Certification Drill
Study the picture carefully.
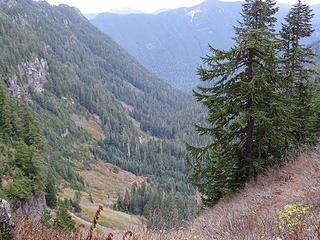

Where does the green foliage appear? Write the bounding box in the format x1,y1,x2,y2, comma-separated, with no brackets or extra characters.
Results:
280,0,315,142
88,193,94,204
112,167,119,174
14,141,36,177
4,169,33,201
0,12,42,80
69,200,81,213
114,182,199,230
45,177,57,209
275,203,309,230
309,78,320,136
58,198,82,214
0,0,208,231
53,204,75,231
0,81,47,202
41,208,52,228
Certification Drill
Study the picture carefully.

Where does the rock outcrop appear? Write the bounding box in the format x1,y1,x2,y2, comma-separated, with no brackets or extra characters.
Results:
0,0,17,8
6,55,48,97
13,194,46,221
0,199,15,240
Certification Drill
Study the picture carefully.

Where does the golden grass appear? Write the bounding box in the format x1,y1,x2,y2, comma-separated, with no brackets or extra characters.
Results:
58,161,145,231
71,113,105,140
79,161,145,205
78,205,140,230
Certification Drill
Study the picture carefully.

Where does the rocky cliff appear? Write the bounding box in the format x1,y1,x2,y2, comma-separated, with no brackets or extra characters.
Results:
6,54,48,97
0,199,15,240
13,194,46,221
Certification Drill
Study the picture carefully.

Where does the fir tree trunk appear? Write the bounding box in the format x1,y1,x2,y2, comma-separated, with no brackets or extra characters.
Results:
246,48,254,178
246,111,254,178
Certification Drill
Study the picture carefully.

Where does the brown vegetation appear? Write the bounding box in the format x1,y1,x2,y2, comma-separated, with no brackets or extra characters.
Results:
178,146,320,239
14,146,320,239
71,114,105,140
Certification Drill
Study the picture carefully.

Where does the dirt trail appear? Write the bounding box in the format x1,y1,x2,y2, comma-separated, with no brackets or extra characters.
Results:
69,212,119,235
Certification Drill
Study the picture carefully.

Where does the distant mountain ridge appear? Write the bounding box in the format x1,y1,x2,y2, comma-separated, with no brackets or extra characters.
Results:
91,0,320,91
84,8,178,20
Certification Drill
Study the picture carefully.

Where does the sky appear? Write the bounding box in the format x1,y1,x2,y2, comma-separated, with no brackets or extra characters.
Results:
45,0,320,14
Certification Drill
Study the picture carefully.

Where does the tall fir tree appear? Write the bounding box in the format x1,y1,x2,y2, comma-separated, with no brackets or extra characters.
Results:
309,78,320,136
0,81,13,141
187,0,294,206
280,0,315,142
45,176,57,209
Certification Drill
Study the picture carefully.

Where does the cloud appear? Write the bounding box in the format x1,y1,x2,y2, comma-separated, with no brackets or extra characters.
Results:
46,0,205,13
46,0,320,13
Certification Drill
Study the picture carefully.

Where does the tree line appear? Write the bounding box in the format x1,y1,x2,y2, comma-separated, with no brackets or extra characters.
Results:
113,182,199,230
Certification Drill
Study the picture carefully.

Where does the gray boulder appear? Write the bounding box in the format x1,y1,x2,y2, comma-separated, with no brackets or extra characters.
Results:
0,199,15,240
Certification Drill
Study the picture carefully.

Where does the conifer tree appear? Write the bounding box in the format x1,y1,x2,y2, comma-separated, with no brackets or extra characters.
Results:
21,108,41,147
280,0,314,141
45,177,57,209
14,141,36,177
187,0,293,206
309,78,320,135
53,204,75,231
0,81,13,141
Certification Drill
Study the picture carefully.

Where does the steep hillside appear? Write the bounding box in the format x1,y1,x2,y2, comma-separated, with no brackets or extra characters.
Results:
132,146,320,239
91,0,320,91
0,81,46,203
0,0,206,227
14,146,320,239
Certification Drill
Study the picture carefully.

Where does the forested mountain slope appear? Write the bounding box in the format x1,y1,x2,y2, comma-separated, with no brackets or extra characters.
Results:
90,0,242,91
0,0,205,227
91,0,320,91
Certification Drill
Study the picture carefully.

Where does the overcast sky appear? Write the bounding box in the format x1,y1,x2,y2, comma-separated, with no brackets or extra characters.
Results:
45,0,320,14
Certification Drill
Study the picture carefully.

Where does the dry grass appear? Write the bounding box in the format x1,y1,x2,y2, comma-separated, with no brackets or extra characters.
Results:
71,113,105,140
14,146,320,239
175,145,320,239
58,161,145,230
79,160,145,204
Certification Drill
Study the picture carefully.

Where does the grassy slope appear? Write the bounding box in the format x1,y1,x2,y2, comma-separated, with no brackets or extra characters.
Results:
58,159,145,230
55,111,148,230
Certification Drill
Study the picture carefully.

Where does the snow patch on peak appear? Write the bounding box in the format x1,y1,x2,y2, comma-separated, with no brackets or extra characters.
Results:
186,8,201,23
